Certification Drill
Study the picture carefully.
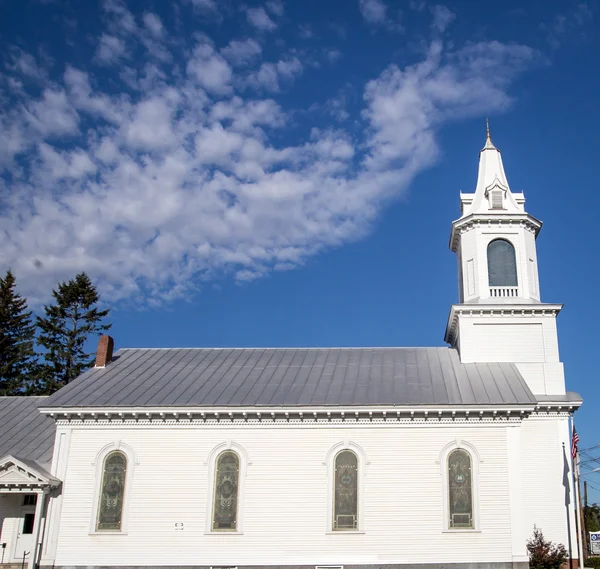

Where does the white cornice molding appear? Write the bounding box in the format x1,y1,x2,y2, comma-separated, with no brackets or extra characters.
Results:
38,405,555,426
449,212,543,252
444,303,563,346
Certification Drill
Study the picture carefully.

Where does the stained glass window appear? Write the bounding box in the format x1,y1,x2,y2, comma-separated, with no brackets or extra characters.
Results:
448,449,473,529
212,451,240,531
97,451,127,531
333,450,358,530
487,239,518,286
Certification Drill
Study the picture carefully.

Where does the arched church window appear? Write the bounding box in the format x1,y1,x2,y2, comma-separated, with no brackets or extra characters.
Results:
212,450,240,531
97,451,127,531
487,239,517,286
448,449,473,528
333,450,358,530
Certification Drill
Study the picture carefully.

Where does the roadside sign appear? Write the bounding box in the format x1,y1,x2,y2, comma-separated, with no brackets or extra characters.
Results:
591,532,600,555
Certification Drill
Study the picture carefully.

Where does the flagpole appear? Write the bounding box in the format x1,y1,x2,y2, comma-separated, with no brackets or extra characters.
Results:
564,443,574,569
574,454,585,567
570,417,584,568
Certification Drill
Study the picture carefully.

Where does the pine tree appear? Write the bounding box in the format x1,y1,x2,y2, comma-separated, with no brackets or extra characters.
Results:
0,270,37,395
36,272,111,394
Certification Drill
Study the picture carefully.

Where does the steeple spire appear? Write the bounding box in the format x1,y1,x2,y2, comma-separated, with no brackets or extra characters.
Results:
457,119,522,216
482,117,496,151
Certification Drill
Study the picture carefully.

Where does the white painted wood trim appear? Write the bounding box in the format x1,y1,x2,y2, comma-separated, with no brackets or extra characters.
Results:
40,428,71,566
27,491,46,569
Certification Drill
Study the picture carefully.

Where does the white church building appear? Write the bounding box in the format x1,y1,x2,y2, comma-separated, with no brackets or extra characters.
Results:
0,129,583,569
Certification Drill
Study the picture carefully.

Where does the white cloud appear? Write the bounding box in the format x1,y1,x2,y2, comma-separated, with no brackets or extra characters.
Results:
326,49,343,63
541,3,595,48
7,49,49,82
122,95,178,150
0,13,540,306
359,0,388,24
221,39,263,67
359,0,403,31
189,0,218,10
26,88,79,137
298,24,314,39
266,1,284,16
38,143,97,180
430,5,455,33
246,7,277,31
103,0,137,34
246,57,303,92
143,12,164,37
187,43,233,94
96,34,128,64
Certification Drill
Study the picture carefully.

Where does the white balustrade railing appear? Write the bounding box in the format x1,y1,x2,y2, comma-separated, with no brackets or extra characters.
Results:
489,286,519,298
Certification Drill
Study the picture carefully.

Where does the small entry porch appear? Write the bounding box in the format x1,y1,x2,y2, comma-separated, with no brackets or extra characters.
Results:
0,456,60,569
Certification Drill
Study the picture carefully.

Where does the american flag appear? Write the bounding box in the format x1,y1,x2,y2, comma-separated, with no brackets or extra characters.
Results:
571,425,579,460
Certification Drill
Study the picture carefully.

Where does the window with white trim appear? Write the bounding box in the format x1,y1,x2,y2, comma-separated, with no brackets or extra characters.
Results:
448,449,473,529
487,238,518,286
440,441,480,531
212,450,240,531
96,450,127,531
333,450,358,531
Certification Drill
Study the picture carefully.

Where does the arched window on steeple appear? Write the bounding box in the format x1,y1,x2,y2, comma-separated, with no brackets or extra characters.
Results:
487,239,517,286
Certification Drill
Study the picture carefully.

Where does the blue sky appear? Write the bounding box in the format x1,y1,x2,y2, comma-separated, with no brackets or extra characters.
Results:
1,0,599,500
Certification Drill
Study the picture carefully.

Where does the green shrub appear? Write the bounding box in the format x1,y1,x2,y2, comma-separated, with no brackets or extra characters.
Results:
585,555,600,569
527,526,568,569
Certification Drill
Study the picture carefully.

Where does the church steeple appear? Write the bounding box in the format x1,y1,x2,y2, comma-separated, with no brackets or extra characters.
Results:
460,121,521,217
445,125,566,397
448,124,542,305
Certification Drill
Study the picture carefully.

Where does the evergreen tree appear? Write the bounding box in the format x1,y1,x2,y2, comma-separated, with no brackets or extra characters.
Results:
0,270,37,395
37,272,111,394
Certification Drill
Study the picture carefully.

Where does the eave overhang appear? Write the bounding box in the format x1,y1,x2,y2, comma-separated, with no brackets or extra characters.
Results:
38,403,571,425
444,303,563,346
449,212,543,252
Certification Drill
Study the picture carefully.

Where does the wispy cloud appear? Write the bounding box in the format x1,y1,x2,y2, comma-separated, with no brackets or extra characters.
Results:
96,34,128,64
359,0,402,31
246,7,278,31
0,4,541,306
221,38,263,67
541,2,594,48
430,4,455,33
245,56,303,92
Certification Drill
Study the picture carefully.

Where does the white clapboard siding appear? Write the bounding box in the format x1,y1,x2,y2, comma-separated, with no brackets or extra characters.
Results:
520,416,575,549
463,322,545,362
53,422,519,566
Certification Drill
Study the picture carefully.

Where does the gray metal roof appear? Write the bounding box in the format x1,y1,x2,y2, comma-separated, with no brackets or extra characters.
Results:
0,396,56,468
44,347,536,409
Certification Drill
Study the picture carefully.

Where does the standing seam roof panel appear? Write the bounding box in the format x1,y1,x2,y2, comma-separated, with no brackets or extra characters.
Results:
43,347,538,408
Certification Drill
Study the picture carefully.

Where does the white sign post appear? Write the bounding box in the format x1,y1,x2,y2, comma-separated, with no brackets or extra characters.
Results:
590,532,600,555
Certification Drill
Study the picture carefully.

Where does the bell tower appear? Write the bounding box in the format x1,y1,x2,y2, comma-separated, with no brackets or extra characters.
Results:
444,123,565,395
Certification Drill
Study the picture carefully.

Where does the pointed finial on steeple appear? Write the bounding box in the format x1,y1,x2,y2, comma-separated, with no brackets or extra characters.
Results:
482,117,496,150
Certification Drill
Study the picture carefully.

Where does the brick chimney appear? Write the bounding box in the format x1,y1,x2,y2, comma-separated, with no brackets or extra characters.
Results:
95,335,114,368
